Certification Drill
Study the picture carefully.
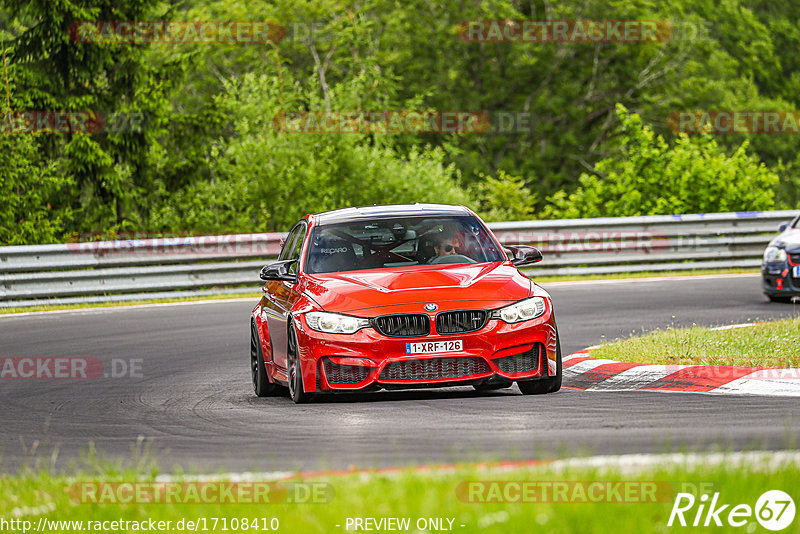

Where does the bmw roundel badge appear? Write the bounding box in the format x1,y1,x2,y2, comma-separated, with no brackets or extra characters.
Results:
424,303,438,312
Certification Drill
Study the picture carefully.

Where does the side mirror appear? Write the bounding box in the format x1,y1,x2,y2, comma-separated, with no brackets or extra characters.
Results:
260,259,297,282
779,223,789,233
506,245,543,267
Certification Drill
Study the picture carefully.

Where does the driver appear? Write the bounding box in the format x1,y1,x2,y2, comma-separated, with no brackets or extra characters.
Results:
431,235,457,260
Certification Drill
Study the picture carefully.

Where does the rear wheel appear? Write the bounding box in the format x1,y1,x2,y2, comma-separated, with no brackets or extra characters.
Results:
518,331,562,395
251,322,279,397
287,323,311,404
768,294,794,303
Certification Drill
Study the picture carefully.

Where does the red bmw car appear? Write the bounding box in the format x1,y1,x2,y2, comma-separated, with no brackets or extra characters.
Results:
250,204,561,403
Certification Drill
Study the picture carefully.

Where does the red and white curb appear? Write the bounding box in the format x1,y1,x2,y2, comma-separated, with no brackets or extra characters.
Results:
564,344,800,397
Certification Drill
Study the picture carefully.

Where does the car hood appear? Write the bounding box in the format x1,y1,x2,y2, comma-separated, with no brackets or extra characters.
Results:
301,262,532,315
770,228,800,253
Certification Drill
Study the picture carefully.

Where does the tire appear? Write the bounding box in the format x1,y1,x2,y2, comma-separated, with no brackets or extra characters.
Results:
768,294,794,303
287,323,311,404
251,322,279,397
518,331,562,395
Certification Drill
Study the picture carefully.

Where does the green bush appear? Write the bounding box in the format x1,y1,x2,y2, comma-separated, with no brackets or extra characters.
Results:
542,104,779,219
470,170,537,222
0,134,69,245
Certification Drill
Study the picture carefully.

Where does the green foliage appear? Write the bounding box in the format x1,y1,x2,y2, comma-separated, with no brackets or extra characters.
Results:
1,0,799,244
772,157,800,210
150,72,472,233
470,171,537,222
542,105,779,218
0,134,69,244
0,0,175,243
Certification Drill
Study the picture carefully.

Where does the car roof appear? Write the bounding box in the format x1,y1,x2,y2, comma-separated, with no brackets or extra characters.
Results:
311,204,471,226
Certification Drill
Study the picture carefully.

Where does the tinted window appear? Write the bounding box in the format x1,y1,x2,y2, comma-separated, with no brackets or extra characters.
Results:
287,223,307,275
305,215,503,274
278,225,301,261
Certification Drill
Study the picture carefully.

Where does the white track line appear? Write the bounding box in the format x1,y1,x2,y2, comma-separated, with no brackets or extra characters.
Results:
541,272,758,287
708,323,759,331
0,297,254,319
155,471,295,483
154,451,800,482
546,451,800,475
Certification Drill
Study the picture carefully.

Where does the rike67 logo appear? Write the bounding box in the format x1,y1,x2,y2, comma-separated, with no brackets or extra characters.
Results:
668,490,795,530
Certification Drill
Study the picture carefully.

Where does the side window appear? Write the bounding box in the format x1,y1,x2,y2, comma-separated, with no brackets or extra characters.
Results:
278,226,300,261
287,223,308,275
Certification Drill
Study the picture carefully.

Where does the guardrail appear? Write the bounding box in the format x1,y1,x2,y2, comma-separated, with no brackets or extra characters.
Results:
1,210,795,307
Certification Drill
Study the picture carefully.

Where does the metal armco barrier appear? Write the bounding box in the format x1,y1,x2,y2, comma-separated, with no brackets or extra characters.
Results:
1,210,796,307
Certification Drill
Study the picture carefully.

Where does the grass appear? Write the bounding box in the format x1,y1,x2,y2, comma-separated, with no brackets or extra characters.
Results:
2,454,798,533
590,316,800,368
0,268,758,315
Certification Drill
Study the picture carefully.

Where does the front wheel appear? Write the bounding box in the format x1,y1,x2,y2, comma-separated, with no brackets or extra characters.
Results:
518,331,562,395
287,323,311,404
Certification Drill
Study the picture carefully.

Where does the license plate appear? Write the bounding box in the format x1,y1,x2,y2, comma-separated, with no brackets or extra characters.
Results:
406,340,463,354
793,266,800,278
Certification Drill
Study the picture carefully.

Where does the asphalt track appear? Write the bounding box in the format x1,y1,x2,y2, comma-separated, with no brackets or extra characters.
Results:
1,273,798,474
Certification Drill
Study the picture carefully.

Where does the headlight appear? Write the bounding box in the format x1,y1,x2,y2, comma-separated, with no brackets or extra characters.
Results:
763,246,787,263
490,297,547,323
305,311,370,334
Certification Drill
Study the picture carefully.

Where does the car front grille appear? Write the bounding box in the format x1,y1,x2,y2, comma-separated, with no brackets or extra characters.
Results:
372,314,430,337
435,310,488,334
495,345,541,374
379,357,491,381
323,358,371,384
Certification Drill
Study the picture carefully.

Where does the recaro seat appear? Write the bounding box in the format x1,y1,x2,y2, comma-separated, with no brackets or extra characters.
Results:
308,236,358,273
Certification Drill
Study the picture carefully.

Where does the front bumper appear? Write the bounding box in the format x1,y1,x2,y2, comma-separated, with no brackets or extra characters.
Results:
762,261,800,297
293,309,558,393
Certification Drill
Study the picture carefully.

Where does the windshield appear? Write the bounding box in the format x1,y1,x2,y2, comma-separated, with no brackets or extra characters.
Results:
304,215,505,274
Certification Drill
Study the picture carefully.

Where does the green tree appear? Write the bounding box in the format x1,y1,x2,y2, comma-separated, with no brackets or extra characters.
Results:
2,0,171,237
470,171,537,222
2,0,798,244
542,105,778,218
0,133,68,244
150,71,472,233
